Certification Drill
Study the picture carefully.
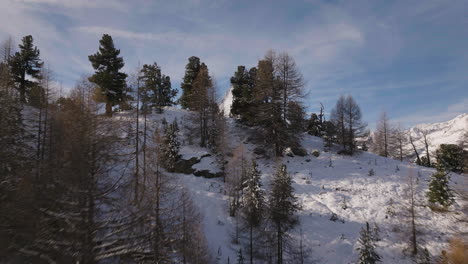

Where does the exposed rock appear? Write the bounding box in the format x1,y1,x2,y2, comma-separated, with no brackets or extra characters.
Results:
173,157,200,174
193,169,223,179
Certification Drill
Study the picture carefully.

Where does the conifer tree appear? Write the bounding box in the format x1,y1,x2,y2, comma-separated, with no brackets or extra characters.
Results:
241,160,265,264
160,120,181,172
9,35,43,103
139,62,177,113
231,65,255,122
426,168,454,207
88,34,127,116
237,249,245,264
357,222,381,264
180,56,201,109
268,164,300,264
435,144,465,174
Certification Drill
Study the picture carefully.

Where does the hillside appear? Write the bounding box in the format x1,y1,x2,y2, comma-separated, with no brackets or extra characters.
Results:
131,107,467,264
406,113,468,157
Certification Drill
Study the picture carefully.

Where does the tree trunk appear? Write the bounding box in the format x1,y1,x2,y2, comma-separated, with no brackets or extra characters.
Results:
105,102,112,116
277,223,282,264
250,224,253,264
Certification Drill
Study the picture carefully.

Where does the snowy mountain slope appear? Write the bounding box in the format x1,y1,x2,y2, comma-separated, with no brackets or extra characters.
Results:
219,86,233,117
117,107,466,264
406,113,468,156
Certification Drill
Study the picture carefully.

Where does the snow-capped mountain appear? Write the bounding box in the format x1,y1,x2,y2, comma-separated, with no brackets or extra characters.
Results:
219,86,233,117
406,113,468,156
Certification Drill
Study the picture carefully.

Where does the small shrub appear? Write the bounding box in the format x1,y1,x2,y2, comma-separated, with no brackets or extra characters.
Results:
338,149,353,155
311,150,320,157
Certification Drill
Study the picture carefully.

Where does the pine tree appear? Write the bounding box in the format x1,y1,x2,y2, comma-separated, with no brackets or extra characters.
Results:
180,56,201,109
241,160,265,264
357,222,381,264
268,164,300,264
435,144,465,174
139,62,177,113
237,249,245,264
323,120,336,151
230,65,255,123
426,168,454,207
160,120,181,172
307,113,321,136
88,34,127,116
9,35,43,103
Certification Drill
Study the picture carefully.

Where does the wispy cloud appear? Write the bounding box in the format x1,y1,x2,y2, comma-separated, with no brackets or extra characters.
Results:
394,98,468,126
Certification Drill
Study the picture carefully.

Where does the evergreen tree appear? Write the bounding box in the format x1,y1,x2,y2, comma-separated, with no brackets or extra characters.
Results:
88,34,127,116
426,168,454,207
268,164,300,264
180,56,201,109
323,120,336,151
139,62,177,113
9,35,43,103
230,65,255,123
357,222,381,264
307,113,321,136
237,249,245,264
254,57,287,156
435,144,465,174
160,120,181,172
241,160,265,264
189,63,219,148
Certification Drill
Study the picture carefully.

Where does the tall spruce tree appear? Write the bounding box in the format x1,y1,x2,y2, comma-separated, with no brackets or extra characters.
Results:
435,144,465,174
426,168,454,207
9,35,43,103
231,65,256,123
357,222,381,264
241,160,265,264
139,62,177,113
268,164,300,264
88,34,127,116
180,56,201,109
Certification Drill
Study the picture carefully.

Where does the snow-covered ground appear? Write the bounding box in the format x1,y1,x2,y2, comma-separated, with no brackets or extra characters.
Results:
133,107,467,264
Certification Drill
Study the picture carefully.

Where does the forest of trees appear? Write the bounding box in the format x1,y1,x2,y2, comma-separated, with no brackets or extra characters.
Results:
1,33,466,264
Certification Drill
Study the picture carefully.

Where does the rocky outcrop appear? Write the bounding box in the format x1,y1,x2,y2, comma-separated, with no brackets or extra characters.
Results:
172,154,223,178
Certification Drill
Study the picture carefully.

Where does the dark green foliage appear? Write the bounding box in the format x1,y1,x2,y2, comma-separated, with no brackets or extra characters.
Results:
435,144,465,173
426,168,454,207
241,160,265,263
180,56,201,109
139,62,177,113
242,160,264,227
323,120,336,151
307,113,321,136
268,164,300,263
287,101,306,133
357,222,381,264
8,35,43,103
230,65,257,123
88,34,127,115
160,120,181,172
236,249,244,264
420,156,432,168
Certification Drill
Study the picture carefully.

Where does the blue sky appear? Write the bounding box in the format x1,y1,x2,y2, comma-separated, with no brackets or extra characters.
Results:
1,0,467,128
